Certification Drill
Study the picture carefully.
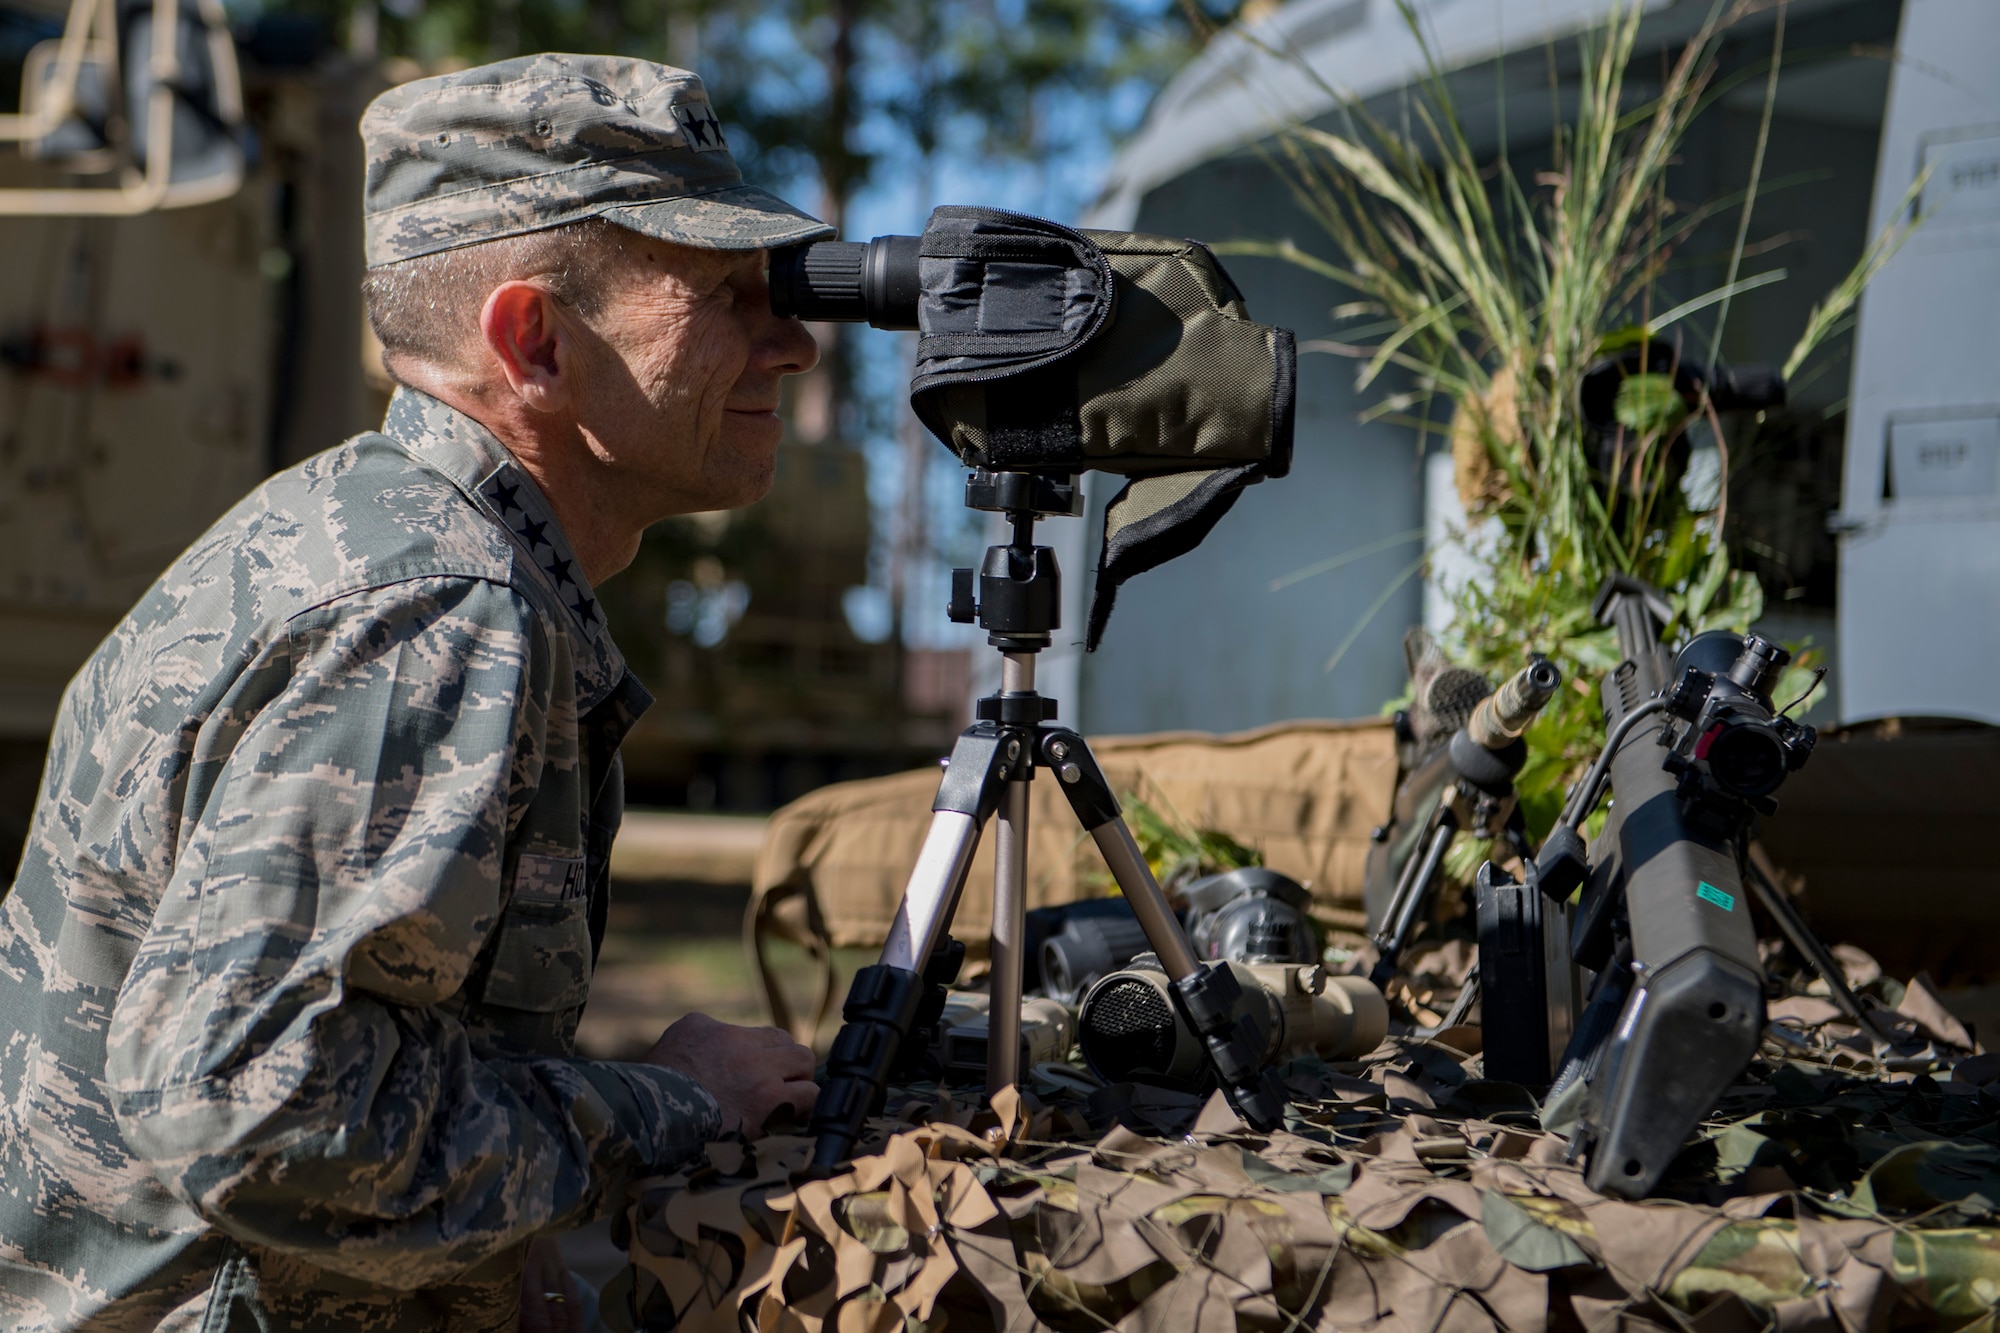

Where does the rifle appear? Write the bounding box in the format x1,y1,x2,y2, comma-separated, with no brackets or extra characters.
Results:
1532,575,1817,1197
1369,658,1563,990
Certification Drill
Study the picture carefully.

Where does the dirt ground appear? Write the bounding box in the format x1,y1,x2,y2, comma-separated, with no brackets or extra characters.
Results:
573,879,766,1059
573,877,875,1061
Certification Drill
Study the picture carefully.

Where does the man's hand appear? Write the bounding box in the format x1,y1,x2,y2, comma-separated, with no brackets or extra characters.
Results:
644,1013,817,1138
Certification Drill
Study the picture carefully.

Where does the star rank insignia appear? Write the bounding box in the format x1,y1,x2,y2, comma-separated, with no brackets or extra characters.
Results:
483,477,523,515
479,465,601,643
671,101,727,153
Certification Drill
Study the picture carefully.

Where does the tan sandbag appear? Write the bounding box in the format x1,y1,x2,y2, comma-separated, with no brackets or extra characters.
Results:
746,718,1396,1038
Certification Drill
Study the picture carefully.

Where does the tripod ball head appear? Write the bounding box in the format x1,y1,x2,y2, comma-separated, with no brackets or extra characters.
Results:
946,471,1083,646
952,544,1060,643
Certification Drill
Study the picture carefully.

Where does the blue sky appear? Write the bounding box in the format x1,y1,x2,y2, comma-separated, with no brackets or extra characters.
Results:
782,27,1177,648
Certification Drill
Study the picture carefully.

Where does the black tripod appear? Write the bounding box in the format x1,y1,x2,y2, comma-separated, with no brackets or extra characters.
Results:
806,470,1288,1171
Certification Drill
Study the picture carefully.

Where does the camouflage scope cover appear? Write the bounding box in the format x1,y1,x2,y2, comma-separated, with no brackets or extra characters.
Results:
908,209,1295,486
361,53,833,266
900,206,1296,648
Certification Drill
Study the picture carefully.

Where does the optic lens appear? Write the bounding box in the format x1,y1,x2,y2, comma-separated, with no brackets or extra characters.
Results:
1706,723,1788,798
1077,976,1178,1081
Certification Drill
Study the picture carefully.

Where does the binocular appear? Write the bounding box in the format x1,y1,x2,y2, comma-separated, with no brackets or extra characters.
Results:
1032,868,1388,1088
1078,957,1387,1085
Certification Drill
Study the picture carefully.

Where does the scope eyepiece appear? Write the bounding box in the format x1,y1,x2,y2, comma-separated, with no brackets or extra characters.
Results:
1040,910,1149,1004
1727,634,1789,700
768,235,922,329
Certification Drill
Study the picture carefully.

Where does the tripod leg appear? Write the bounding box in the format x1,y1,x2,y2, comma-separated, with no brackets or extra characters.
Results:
809,724,1013,1173
1090,820,1199,975
988,779,1030,1093
808,808,983,1172
1039,726,1289,1132
882,812,981,970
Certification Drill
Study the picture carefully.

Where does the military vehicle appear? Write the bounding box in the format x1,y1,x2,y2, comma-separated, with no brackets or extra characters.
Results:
0,0,956,868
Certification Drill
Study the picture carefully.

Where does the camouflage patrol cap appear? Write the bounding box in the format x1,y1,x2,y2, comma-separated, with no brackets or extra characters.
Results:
361,53,833,266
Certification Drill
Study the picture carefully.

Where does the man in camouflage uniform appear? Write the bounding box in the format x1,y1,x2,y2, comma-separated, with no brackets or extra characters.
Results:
0,54,832,1331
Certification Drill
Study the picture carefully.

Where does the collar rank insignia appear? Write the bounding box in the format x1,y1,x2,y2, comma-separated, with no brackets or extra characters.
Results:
479,465,602,643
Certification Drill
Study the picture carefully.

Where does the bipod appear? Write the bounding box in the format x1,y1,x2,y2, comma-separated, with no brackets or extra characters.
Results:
806,471,1288,1173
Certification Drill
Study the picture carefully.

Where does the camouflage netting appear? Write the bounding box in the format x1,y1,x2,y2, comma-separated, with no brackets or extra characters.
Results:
605,949,1999,1333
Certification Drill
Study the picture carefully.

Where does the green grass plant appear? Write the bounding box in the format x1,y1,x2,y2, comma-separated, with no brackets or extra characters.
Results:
1223,0,1920,835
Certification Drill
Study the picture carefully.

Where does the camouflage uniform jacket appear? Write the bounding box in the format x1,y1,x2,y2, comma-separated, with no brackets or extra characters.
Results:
0,387,722,1331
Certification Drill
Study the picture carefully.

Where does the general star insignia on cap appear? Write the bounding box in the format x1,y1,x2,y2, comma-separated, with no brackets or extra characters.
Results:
361,53,832,266
671,101,727,152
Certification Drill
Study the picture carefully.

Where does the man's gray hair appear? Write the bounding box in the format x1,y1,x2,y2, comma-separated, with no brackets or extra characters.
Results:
361,218,637,376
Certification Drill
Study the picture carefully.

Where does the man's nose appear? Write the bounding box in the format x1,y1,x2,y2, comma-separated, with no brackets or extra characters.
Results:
761,311,820,378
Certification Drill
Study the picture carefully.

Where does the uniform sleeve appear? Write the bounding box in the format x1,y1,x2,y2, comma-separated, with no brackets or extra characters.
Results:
104,576,721,1292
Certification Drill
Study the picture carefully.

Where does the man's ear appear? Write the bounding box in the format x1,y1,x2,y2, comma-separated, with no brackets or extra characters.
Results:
479,280,576,412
